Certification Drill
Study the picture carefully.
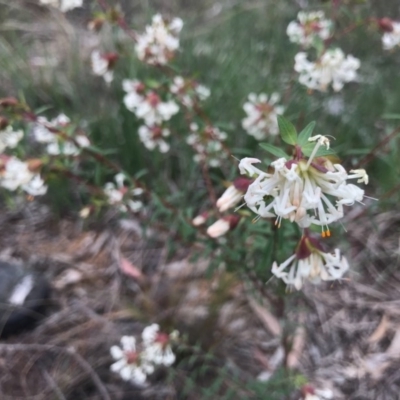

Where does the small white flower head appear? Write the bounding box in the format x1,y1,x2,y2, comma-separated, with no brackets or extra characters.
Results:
103,174,143,213
21,174,47,196
138,125,170,153
33,114,70,144
0,156,47,196
272,233,349,290
216,177,252,212
0,126,23,153
295,49,360,92
91,51,117,84
379,19,400,50
33,114,89,156
135,14,183,65
123,81,179,126
142,324,178,367
206,215,241,238
39,0,83,12
187,124,227,167
239,136,367,234
170,76,210,108
242,92,285,140
301,384,334,400
287,11,333,48
110,336,154,386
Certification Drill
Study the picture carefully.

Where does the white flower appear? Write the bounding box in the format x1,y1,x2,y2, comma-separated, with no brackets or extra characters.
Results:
91,50,114,84
0,157,34,191
0,157,47,196
295,49,360,92
39,0,83,12
242,92,284,140
382,21,400,50
240,136,367,233
104,174,143,212
301,385,334,400
135,14,183,65
170,76,210,107
272,235,349,290
0,126,23,153
123,81,179,125
287,11,333,48
21,174,47,196
142,324,177,367
138,125,170,153
110,336,154,385
32,114,89,155
33,114,70,144
186,124,227,167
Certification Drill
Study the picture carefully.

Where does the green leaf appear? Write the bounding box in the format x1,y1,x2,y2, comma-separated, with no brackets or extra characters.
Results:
301,143,336,157
259,143,290,159
382,113,400,119
277,115,297,145
297,121,316,146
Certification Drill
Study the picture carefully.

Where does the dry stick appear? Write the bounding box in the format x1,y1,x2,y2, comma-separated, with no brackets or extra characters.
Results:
0,344,111,400
41,367,68,400
358,125,400,167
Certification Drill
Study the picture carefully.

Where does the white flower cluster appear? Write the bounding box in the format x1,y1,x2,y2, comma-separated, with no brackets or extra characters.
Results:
294,49,360,92
287,11,333,48
138,125,171,153
240,144,367,232
135,14,183,65
382,21,400,50
0,156,47,196
39,0,83,12
123,79,179,153
272,245,349,290
242,92,285,140
91,50,114,84
170,76,210,108
239,135,368,288
186,123,227,167
32,114,90,156
110,324,178,386
123,80,179,126
0,126,23,153
104,173,143,213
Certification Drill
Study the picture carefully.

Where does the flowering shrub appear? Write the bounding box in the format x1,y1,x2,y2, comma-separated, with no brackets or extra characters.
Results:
1,0,400,397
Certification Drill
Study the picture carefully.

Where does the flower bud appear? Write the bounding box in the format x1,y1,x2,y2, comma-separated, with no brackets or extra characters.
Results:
192,211,209,226
0,117,9,130
27,159,43,172
216,178,252,212
206,215,240,238
378,18,394,32
0,97,19,107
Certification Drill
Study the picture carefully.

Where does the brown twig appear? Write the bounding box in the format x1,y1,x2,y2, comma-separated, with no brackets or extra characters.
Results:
0,344,111,400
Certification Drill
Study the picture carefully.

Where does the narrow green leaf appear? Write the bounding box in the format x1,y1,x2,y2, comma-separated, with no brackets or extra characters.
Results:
297,121,316,146
277,115,297,145
301,143,336,157
382,113,400,120
259,143,290,159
